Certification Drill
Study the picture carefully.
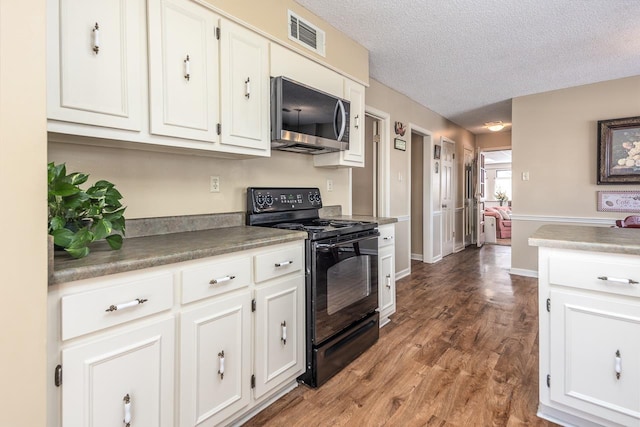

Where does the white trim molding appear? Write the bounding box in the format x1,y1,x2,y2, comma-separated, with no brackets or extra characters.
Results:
510,268,538,278
511,214,616,226
411,253,424,261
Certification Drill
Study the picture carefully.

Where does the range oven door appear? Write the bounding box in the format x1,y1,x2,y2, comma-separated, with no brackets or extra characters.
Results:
311,231,379,345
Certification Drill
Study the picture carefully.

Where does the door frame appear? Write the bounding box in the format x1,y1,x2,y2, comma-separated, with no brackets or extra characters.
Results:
440,136,457,257
364,106,391,217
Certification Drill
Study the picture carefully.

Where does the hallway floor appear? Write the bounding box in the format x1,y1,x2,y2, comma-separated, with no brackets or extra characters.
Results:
243,245,556,426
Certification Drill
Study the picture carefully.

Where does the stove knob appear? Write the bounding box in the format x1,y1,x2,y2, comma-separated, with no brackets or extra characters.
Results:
308,193,315,203
256,194,265,206
315,194,322,203
265,195,273,206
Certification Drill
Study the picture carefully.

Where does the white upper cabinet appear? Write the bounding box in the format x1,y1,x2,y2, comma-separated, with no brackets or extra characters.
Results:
148,0,219,142
219,19,270,154
47,0,144,130
314,78,366,168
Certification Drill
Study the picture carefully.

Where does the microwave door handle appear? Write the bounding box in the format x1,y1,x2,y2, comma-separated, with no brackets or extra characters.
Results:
334,99,347,141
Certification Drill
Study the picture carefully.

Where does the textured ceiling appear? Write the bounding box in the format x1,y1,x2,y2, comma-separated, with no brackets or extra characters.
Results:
296,0,640,134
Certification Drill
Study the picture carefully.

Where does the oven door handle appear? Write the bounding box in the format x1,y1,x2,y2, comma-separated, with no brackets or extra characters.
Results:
314,233,379,250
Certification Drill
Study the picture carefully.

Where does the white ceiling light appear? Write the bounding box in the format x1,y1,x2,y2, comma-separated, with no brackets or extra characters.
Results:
485,121,505,132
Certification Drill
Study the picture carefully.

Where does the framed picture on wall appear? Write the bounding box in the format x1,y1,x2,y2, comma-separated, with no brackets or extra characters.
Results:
598,116,640,184
434,145,441,159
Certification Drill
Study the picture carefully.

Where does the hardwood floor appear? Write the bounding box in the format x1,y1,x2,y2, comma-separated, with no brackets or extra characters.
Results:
243,245,556,426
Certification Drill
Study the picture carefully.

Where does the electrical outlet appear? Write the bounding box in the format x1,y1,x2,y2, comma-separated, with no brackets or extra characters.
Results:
326,179,334,192
210,176,220,193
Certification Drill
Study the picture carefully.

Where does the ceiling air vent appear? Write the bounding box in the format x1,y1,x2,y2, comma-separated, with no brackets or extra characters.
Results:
288,10,325,57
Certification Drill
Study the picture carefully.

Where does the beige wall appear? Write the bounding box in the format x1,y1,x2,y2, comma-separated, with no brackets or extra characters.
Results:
366,79,475,273
477,130,512,151
0,0,47,425
49,142,351,218
410,132,424,256
203,0,368,84
352,116,376,216
512,76,640,272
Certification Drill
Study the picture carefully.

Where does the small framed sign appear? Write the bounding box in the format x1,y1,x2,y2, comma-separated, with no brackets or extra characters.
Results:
434,145,441,159
394,138,406,151
597,191,640,212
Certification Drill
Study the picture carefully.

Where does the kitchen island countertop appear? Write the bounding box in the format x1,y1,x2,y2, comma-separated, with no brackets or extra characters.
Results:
529,224,640,255
51,226,307,285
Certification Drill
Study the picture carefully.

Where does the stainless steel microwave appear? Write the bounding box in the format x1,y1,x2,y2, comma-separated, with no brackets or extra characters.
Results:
271,76,350,154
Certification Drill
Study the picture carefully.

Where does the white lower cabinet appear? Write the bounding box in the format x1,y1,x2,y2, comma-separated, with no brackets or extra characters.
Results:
180,291,251,427
48,241,305,427
254,276,305,399
537,247,640,426
62,318,175,427
549,290,640,426
378,224,396,326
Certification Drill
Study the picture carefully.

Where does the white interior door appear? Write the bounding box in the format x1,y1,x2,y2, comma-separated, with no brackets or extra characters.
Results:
441,139,455,257
476,152,486,247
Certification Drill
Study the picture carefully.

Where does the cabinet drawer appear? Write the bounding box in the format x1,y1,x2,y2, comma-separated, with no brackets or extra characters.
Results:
181,255,251,304
61,273,173,340
549,250,640,299
378,224,395,248
254,244,303,283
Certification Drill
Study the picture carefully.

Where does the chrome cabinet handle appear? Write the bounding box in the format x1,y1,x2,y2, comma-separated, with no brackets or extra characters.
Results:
105,298,147,312
275,260,292,268
615,350,622,379
597,276,638,285
245,77,251,99
184,55,190,81
383,236,393,240
92,23,100,54
123,394,131,427
281,321,287,345
209,275,235,285
218,350,225,380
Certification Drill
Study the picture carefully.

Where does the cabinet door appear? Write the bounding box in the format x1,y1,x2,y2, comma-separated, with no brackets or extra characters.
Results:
148,0,219,142
550,290,640,426
379,245,396,324
47,0,143,130
61,318,174,427
219,19,270,154
180,292,251,427
254,276,305,399
314,79,366,168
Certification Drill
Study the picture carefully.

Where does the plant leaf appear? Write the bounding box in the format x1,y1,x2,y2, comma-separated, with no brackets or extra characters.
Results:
65,172,89,186
93,219,112,240
105,234,123,250
51,228,74,248
69,228,94,248
66,246,90,259
49,216,66,231
51,182,81,197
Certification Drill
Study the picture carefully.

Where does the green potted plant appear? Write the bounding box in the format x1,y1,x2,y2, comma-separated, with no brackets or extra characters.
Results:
495,189,509,206
48,162,126,258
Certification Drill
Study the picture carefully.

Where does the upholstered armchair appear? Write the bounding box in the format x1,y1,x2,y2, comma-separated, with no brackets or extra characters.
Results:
484,207,512,239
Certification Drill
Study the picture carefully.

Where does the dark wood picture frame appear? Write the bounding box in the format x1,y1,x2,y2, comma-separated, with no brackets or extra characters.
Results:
434,144,441,160
598,116,640,184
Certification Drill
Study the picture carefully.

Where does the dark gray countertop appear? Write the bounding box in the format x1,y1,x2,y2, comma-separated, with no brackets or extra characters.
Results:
326,215,398,226
51,226,307,285
529,224,640,255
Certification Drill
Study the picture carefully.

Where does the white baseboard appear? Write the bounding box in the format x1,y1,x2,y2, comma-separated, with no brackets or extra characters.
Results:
410,253,423,261
396,268,410,280
510,268,538,278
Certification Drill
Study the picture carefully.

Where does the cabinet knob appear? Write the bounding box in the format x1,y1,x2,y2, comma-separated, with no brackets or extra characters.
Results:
281,321,287,346
123,394,131,427
597,276,639,285
218,350,225,380
184,55,190,81
92,23,100,54
105,298,147,312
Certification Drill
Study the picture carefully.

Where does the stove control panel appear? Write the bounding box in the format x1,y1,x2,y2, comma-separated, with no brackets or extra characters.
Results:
247,187,322,213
